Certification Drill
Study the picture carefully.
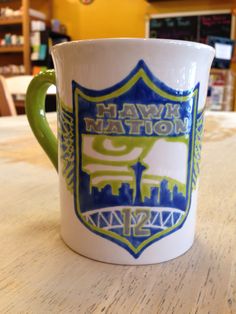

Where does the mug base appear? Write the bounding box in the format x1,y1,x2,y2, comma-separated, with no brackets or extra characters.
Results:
60,232,194,265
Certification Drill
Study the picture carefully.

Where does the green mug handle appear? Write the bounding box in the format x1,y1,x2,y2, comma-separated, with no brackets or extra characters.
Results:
26,70,58,171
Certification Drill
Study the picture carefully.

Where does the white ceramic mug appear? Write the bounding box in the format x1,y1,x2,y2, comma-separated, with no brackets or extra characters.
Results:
26,38,214,264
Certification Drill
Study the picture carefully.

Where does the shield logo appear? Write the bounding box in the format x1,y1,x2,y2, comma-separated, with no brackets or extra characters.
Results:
70,60,199,258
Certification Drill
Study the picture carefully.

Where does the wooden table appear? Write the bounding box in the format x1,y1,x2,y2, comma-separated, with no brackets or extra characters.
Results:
0,112,236,313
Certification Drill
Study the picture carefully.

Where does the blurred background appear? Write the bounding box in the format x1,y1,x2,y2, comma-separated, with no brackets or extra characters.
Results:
1,0,236,115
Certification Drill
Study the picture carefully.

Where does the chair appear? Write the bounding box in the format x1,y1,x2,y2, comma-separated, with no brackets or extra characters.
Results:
0,75,17,116
6,75,56,95
5,75,34,96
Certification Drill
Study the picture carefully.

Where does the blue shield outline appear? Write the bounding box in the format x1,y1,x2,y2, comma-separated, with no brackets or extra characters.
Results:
72,60,200,258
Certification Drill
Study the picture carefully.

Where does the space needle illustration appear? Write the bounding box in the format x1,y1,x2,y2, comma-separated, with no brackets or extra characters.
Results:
130,160,147,205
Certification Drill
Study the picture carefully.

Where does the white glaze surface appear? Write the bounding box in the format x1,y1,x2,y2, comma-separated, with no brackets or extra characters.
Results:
52,38,214,264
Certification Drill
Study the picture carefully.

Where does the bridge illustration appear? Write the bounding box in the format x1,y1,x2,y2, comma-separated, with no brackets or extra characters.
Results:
82,207,184,232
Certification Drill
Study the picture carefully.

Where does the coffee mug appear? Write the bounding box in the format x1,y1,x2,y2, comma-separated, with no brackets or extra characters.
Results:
26,38,214,265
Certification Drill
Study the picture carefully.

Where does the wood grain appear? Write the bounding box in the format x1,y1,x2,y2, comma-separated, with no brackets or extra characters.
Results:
0,112,236,313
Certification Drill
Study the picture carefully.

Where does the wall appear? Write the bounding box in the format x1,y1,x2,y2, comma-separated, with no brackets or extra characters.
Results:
53,0,236,40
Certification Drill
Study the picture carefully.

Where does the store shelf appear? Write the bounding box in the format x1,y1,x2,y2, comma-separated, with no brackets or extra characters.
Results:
0,0,53,74
0,17,23,25
0,45,24,53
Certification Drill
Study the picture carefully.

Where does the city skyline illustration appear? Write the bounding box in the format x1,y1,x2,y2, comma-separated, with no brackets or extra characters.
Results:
79,159,187,213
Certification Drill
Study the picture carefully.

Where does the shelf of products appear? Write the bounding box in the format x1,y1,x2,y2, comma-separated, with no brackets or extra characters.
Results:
206,69,235,111
0,0,53,75
0,1,70,76
30,29,71,75
0,64,24,75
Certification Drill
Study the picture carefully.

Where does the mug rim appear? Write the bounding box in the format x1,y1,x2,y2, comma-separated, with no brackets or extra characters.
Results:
51,37,215,55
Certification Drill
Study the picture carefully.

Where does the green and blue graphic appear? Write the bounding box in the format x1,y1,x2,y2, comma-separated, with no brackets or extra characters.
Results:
59,60,201,258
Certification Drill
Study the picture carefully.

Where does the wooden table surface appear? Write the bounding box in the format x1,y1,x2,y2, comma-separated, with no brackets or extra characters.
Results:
0,112,236,314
